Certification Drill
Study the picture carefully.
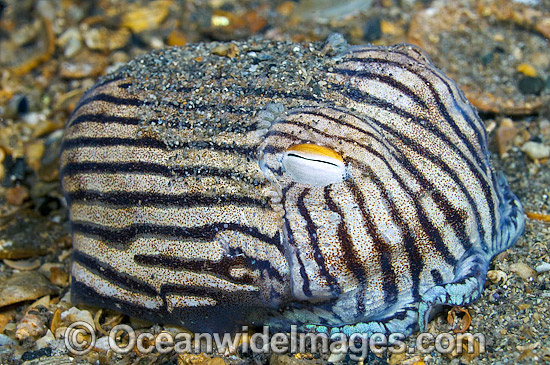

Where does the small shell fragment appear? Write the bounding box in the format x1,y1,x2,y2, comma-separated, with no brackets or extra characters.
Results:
3,258,41,271
35,329,56,350
487,269,508,284
61,307,95,330
446,306,471,334
522,141,550,160
0,272,57,307
49,266,70,287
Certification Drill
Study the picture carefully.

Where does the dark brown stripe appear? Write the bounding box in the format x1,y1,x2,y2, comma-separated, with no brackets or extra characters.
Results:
61,136,164,152
71,221,284,254
61,162,259,188
70,76,125,115
61,161,174,178
71,92,143,118
295,188,340,296
73,249,273,318
361,166,424,299
324,186,366,313
60,136,256,156
67,113,140,128
73,249,157,296
65,190,268,209
133,249,284,284
347,180,398,305
332,68,428,110
281,183,312,298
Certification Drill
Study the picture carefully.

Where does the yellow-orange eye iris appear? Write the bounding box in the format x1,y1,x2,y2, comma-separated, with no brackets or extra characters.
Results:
282,144,346,187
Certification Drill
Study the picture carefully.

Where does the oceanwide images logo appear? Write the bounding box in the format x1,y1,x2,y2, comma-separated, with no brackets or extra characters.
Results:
64,322,485,360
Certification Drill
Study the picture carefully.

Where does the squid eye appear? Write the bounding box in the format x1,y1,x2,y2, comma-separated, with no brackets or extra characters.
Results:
282,144,347,187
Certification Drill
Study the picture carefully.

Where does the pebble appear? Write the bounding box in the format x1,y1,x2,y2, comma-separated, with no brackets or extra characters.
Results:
121,0,172,33
2,322,16,337
3,156,27,184
167,29,187,47
25,140,45,172
380,20,403,36
489,290,502,303
35,0,56,20
517,63,537,77
24,355,75,364
211,43,239,58
22,111,47,125
536,262,550,273
518,75,545,95
21,347,52,361
363,16,382,41
5,185,30,206
57,28,82,58
0,272,57,308
480,51,494,66
0,334,17,346
496,118,519,157
532,51,550,68
510,262,538,281
207,9,267,40
293,0,374,21
177,354,232,365
83,27,130,52
149,36,165,50
521,141,550,160
211,14,230,27
0,0,548,363
38,263,63,276
105,62,126,74
11,19,42,47
3,94,29,118
64,36,82,59
0,149,4,182
37,130,64,182
60,51,107,78
29,295,51,309
327,350,347,363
